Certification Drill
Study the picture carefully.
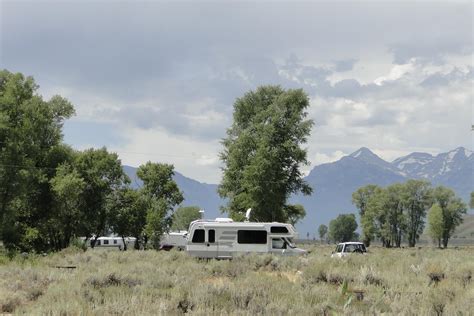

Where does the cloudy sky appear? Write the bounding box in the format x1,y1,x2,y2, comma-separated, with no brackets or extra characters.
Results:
2,1,473,183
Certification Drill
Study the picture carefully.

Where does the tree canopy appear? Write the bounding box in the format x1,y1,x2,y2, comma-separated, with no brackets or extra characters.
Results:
354,182,465,248
137,162,184,249
328,214,358,243
171,206,202,231
219,86,313,223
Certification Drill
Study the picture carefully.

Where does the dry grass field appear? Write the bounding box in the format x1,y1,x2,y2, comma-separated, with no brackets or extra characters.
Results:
1,245,473,315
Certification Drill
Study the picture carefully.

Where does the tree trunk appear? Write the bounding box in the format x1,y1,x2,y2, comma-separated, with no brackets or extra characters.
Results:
121,236,127,251
90,235,99,248
442,237,449,248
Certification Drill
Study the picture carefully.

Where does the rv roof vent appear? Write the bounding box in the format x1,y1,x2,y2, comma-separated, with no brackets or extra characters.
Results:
215,218,234,222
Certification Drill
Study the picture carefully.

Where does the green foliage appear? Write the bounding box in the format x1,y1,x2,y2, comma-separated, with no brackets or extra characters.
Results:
356,181,465,248
171,206,201,231
428,204,443,247
219,85,313,223
73,148,130,242
352,185,382,245
432,186,467,248
402,180,433,247
137,162,184,249
108,188,147,250
0,70,75,251
50,164,85,249
318,224,328,241
328,214,358,242
470,192,474,209
284,204,306,226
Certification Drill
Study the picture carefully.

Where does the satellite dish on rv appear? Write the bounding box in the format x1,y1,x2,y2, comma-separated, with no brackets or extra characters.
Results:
245,208,252,221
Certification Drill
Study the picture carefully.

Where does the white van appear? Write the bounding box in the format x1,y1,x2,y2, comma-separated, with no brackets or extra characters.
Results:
186,218,307,259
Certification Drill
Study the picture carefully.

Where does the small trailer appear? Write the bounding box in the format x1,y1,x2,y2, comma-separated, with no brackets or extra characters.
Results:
86,236,136,250
186,217,307,259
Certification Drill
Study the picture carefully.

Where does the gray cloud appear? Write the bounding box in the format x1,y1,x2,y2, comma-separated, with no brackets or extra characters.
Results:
1,1,472,182
333,59,358,72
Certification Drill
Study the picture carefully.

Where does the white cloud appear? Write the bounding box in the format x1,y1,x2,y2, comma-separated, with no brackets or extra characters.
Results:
111,128,222,183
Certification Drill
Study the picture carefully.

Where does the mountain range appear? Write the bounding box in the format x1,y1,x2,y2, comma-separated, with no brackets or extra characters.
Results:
123,147,473,236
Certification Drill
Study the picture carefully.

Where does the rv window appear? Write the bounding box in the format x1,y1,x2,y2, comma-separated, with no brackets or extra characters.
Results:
271,226,289,234
208,230,215,243
237,230,267,244
103,240,109,245
272,238,286,249
192,229,205,243
113,240,117,244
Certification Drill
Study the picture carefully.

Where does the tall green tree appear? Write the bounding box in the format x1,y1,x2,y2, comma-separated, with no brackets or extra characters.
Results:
171,206,201,231
363,184,405,248
470,192,474,209
219,86,313,222
427,203,443,248
137,162,184,249
0,70,75,251
285,204,306,226
318,224,328,242
432,186,467,248
50,164,85,250
108,188,147,250
328,214,358,243
352,184,382,246
73,147,129,246
379,184,406,248
401,180,433,247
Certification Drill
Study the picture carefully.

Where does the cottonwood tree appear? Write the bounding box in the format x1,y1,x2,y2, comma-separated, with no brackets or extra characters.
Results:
318,224,328,242
108,188,148,250
285,204,306,226
0,70,75,251
432,186,467,248
328,214,358,243
427,204,444,248
50,164,85,250
137,162,184,249
352,184,382,246
402,180,433,247
219,86,313,222
172,206,201,231
73,148,130,247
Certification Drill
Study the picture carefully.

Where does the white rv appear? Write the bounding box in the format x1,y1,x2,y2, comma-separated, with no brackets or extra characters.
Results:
186,217,307,259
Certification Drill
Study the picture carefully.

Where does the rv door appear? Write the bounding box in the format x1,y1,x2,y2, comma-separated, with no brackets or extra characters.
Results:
205,229,218,258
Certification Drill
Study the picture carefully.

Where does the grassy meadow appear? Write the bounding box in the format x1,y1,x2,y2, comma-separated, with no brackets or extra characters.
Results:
1,245,473,315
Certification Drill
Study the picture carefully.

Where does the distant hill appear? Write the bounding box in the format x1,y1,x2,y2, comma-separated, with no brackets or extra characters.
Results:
123,147,473,236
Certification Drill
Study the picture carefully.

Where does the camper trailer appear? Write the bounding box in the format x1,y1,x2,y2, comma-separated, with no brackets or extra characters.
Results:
186,217,307,258
87,236,136,250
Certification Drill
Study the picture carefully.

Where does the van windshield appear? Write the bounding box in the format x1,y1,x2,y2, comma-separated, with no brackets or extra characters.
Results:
284,238,296,248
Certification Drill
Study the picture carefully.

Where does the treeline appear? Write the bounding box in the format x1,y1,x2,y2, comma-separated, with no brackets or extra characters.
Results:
352,181,468,248
1,72,315,253
0,70,187,252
